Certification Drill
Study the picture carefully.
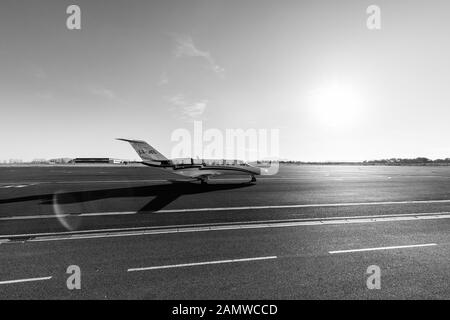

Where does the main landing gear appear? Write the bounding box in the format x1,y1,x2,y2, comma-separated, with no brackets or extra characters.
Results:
250,175,257,183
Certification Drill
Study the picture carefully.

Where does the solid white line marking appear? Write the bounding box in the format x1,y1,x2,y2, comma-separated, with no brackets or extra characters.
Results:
0,177,288,185
329,243,437,254
3,199,450,221
2,212,450,244
155,199,450,213
52,179,170,184
2,175,450,187
0,276,52,285
127,256,278,272
0,185,30,189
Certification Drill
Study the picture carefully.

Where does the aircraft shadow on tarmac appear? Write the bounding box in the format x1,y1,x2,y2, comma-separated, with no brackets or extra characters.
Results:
0,181,254,213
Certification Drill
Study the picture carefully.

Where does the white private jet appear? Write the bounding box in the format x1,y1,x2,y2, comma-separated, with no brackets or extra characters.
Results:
117,138,262,184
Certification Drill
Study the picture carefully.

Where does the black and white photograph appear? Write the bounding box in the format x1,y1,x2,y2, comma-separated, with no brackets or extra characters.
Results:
0,0,449,306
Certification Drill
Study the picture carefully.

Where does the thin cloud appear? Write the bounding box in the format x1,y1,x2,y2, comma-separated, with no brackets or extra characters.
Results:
166,94,208,118
87,85,132,107
183,100,208,117
158,72,169,86
35,91,54,100
24,64,47,80
172,34,225,77
32,67,47,80
88,86,117,100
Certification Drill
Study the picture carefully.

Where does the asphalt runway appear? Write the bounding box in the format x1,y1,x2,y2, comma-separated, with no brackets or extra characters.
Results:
0,164,449,299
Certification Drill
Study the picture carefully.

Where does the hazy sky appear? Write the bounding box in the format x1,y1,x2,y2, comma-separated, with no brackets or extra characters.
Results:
1,0,449,161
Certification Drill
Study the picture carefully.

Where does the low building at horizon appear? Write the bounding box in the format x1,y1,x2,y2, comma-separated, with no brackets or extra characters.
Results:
71,158,127,164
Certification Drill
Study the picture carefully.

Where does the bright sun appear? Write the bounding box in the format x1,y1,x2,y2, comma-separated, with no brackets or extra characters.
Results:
308,83,362,128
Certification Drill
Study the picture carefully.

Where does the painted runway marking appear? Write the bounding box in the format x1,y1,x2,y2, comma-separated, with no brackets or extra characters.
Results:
2,212,449,243
329,243,437,254
0,276,52,285
3,199,450,221
0,179,169,186
0,176,386,186
155,199,450,213
2,175,450,187
127,256,277,272
0,184,31,189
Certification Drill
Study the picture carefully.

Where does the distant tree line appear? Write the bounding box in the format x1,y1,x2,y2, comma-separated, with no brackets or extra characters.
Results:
281,158,450,166
362,158,450,165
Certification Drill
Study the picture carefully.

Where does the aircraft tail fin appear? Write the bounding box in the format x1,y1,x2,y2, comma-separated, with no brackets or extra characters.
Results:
117,138,168,162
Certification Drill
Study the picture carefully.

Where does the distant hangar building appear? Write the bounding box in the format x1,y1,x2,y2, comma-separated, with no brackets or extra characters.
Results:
72,158,125,164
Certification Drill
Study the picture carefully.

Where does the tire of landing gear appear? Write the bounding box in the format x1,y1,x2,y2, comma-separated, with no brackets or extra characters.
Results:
250,175,256,183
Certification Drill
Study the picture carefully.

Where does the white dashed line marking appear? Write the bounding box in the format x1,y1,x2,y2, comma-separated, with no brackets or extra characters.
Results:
127,256,278,272
329,243,438,254
0,184,36,189
0,276,52,285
